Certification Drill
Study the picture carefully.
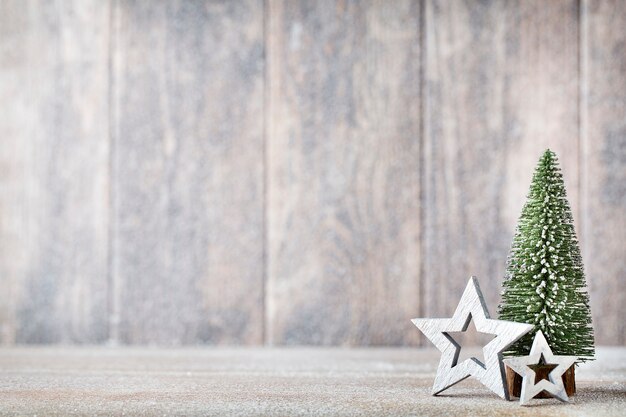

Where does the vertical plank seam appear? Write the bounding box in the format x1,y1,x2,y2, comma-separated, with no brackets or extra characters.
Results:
262,0,269,346
418,0,427,347
106,0,120,345
578,0,589,270
578,0,593,338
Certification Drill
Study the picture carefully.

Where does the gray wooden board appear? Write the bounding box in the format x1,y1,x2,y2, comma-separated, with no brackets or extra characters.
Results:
0,1,110,343
0,347,624,416
581,0,626,345
111,0,265,344
0,0,625,347
266,0,422,345
422,0,581,343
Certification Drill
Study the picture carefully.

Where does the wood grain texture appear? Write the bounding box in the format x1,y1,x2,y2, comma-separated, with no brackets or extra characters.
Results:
111,0,265,344
422,0,581,342
0,0,624,347
0,347,624,416
266,0,422,345
581,0,626,345
0,1,110,343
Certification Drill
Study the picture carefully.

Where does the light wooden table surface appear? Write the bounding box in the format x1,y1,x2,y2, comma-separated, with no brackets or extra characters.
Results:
0,347,624,416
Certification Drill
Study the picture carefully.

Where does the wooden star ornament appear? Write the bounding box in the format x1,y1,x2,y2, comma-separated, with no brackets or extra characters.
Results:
412,277,533,400
503,330,577,405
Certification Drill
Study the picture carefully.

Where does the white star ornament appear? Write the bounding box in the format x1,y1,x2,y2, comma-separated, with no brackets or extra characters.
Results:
412,276,534,400
503,330,577,405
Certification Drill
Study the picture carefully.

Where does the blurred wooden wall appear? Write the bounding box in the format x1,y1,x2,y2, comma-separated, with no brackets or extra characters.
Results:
0,0,624,346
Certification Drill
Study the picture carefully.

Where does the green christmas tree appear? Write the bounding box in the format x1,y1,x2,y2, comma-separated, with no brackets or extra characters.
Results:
498,149,594,363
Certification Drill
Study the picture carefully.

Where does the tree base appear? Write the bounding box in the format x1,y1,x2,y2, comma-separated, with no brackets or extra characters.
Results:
506,364,576,398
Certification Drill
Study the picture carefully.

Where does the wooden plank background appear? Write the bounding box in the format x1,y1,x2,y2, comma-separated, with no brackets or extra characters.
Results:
581,0,626,345
422,0,581,343
266,0,422,345
0,0,110,343
110,0,265,345
0,0,624,346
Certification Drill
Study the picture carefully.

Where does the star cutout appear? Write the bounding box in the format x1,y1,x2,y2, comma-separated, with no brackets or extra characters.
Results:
527,354,558,384
446,315,496,366
412,277,534,400
504,330,577,405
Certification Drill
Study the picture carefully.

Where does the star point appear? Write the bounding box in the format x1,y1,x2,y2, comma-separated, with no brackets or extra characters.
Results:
412,276,534,400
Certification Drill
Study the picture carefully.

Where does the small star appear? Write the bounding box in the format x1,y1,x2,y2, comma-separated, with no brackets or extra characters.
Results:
504,330,577,405
412,277,534,400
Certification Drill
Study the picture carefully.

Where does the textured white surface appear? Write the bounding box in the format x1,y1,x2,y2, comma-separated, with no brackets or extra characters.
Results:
412,277,533,399
504,330,577,405
0,346,624,416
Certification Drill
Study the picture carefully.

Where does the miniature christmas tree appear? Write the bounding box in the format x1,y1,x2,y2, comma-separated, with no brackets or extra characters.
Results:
498,149,594,363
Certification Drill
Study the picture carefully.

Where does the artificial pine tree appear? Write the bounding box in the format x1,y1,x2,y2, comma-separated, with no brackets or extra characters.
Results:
498,149,594,363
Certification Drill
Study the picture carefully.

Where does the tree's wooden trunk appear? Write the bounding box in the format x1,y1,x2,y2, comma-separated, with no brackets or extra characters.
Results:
506,365,576,399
